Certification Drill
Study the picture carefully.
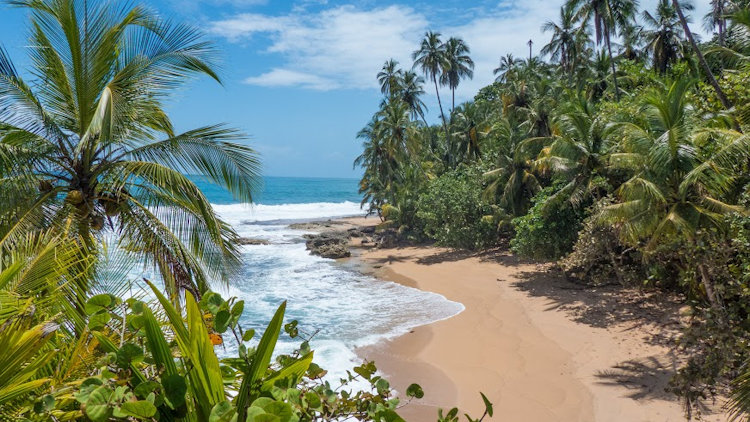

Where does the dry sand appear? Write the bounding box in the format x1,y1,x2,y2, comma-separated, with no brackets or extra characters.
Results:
349,244,729,422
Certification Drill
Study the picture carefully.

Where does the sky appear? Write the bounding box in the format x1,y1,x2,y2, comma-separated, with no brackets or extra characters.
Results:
0,0,713,178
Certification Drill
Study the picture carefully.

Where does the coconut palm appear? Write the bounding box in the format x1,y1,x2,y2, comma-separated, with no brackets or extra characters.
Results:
484,119,544,216
413,31,449,137
377,59,403,97
642,0,692,74
493,53,522,83
600,80,748,309
536,97,613,208
397,70,429,125
0,0,260,303
567,0,640,99
450,102,489,165
441,37,474,112
542,5,587,75
704,0,729,45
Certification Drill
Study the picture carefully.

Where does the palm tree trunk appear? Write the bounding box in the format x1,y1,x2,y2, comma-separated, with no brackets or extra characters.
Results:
699,262,723,316
672,0,732,110
452,88,455,114
433,76,450,143
605,33,620,101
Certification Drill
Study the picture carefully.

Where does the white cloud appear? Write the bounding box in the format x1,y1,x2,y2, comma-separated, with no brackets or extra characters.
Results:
210,0,716,98
210,5,428,90
243,69,336,90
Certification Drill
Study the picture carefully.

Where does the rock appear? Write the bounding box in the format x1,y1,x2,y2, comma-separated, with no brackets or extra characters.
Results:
304,231,351,258
374,229,399,249
237,237,269,245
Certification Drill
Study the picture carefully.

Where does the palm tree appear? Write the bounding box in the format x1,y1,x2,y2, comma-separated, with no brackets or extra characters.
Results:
484,119,544,216
0,0,260,303
567,0,639,99
493,54,522,83
377,59,403,97
642,0,692,74
450,102,489,165
441,37,474,113
704,0,728,45
542,5,585,75
600,80,748,310
397,70,429,125
413,31,450,138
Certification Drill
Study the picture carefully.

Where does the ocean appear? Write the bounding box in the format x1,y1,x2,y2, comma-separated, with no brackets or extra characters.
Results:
192,176,464,381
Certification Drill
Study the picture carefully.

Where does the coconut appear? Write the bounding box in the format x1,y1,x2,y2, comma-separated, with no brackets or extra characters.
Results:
65,190,84,204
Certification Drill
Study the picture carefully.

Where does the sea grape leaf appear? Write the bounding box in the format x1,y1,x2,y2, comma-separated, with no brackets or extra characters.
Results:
116,343,144,368
85,294,112,315
162,374,187,408
84,386,113,422
406,383,424,399
209,400,236,422
120,400,157,418
88,312,111,330
214,309,231,333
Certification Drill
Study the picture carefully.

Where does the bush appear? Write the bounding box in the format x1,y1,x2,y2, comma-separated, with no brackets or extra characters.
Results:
510,185,585,260
415,167,498,249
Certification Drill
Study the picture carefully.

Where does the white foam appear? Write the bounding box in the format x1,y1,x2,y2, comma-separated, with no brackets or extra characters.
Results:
213,201,365,225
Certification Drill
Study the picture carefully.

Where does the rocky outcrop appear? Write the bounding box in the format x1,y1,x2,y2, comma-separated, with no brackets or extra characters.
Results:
237,237,269,245
304,232,351,259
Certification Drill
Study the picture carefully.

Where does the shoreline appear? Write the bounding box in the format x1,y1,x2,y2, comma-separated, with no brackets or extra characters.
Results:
312,217,728,421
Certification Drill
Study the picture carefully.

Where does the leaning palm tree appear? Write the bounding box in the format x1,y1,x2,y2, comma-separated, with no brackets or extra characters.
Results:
0,0,260,303
567,0,639,99
413,31,449,138
440,37,474,113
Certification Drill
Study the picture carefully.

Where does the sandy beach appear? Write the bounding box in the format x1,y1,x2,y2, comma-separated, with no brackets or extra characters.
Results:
327,218,729,421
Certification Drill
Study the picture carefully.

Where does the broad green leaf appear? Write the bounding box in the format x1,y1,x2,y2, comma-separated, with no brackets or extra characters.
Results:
88,312,111,330
116,343,144,368
209,400,236,422
120,400,157,418
406,383,424,399
162,374,187,408
262,352,313,391
85,294,112,315
215,309,231,333
84,386,113,422
480,392,493,417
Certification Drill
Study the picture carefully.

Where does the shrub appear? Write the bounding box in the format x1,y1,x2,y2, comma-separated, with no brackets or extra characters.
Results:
415,167,498,249
510,185,585,260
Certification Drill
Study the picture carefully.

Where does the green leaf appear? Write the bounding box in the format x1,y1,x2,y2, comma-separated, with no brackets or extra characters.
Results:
133,381,160,399
231,301,245,318
214,309,231,333
116,343,144,368
85,294,113,315
406,383,424,399
209,400,236,422
162,374,187,409
120,400,157,418
263,401,292,422
84,386,113,422
480,392,493,417
201,292,224,315
262,352,313,391
375,378,390,394
88,312,111,330
242,329,255,342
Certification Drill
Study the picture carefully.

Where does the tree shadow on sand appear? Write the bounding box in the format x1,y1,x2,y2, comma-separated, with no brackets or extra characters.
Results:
413,247,534,266
595,353,680,401
510,267,684,345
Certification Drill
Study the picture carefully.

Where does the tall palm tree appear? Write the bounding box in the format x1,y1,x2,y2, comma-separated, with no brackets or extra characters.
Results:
397,70,429,125
413,31,450,138
493,53,522,83
567,0,640,99
542,5,585,75
377,58,402,97
642,0,692,74
440,37,474,113
0,0,260,303
704,0,728,45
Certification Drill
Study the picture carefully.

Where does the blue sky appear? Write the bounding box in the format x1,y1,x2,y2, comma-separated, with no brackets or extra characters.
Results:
0,0,711,178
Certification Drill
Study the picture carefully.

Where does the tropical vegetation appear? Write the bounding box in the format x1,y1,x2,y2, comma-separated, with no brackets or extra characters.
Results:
354,0,750,418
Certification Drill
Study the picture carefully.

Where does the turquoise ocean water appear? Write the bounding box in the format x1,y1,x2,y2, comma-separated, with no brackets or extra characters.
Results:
183,176,463,380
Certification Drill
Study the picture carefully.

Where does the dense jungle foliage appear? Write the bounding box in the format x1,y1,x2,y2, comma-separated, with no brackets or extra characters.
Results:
354,0,750,417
